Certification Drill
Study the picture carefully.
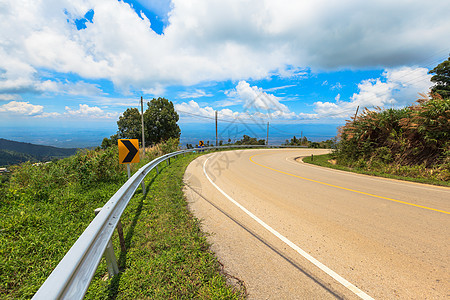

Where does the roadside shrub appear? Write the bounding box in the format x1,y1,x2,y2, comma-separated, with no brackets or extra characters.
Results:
70,146,124,187
334,94,449,182
336,95,449,166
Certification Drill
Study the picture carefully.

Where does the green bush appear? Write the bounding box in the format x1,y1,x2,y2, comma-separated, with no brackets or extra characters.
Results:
334,95,449,182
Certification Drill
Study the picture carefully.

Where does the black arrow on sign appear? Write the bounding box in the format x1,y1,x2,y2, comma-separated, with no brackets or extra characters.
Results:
121,140,138,163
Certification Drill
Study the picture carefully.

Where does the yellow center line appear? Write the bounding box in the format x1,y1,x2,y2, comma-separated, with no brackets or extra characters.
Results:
249,154,450,215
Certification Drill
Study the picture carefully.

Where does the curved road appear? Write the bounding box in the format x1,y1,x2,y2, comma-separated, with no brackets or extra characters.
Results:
184,149,449,299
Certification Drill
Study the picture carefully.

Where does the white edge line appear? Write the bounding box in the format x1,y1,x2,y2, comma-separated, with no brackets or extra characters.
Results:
203,155,374,300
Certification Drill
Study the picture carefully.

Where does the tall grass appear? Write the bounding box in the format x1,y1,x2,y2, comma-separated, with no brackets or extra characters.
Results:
334,94,449,182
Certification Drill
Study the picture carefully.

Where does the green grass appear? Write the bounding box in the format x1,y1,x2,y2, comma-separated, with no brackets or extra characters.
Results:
85,153,245,299
0,179,126,299
303,153,450,187
1,150,244,299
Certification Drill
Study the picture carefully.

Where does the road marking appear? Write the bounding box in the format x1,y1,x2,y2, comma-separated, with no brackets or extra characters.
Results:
288,155,450,192
251,154,450,215
203,155,374,300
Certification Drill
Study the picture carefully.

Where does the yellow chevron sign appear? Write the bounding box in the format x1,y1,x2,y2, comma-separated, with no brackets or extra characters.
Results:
118,139,140,164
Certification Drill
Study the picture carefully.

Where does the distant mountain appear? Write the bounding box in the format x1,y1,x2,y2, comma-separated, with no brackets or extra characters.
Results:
0,138,79,166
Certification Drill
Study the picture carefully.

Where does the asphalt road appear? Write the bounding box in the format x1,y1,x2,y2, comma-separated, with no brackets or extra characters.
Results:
184,149,449,299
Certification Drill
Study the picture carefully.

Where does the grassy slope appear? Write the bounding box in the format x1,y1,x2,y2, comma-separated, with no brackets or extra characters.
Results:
0,178,125,298
1,152,244,299
85,153,244,299
303,153,450,187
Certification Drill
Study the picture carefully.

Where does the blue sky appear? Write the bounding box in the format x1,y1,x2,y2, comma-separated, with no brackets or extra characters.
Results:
0,0,449,147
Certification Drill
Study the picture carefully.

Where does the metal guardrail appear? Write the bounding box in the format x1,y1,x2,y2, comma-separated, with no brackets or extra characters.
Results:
32,145,304,299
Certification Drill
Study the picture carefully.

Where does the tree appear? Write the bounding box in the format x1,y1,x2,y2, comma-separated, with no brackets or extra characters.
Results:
101,134,118,149
116,97,181,146
117,108,141,140
143,97,181,144
429,55,450,98
234,135,265,145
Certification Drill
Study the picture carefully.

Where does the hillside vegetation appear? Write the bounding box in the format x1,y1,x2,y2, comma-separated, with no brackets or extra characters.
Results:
0,149,36,166
1,138,243,299
334,94,449,182
0,138,78,166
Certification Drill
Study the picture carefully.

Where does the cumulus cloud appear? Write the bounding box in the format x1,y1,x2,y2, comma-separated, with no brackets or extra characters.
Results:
0,101,118,119
227,81,290,113
64,104,119,119
0,101,44,116
175,100,240,120
313,67,433,118
176,81,318,121
0,0,448,94
0,42,103,98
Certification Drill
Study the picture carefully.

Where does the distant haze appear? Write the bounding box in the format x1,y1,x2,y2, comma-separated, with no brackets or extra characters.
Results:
2,123,339,148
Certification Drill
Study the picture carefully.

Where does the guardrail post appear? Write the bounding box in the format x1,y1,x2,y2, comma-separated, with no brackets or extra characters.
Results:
141,181,146,195
156,166,159,174
104,240,119,277
116,220,126,253
167,158,170,166
94,208,120,278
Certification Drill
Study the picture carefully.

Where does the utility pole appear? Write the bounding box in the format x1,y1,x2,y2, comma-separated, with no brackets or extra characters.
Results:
215,110,218,146
141,96,145,155
266,122,269,145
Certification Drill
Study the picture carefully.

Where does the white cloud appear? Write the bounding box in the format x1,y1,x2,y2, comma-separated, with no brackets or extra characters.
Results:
0,94,20,101
178,89,213,99
0,42,103,97
176,99,317,122
313,67,433,118
331,82,343,90
0,101,117,119
142,85,166,97
175,100,218,119
176,81,318,122
0,0,448,93
63,81,104,96
264,85,296,92
0,101,43,116
228,81,290,113
36,112,62,118
64,104,119,119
